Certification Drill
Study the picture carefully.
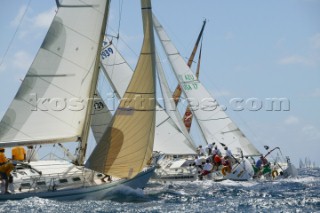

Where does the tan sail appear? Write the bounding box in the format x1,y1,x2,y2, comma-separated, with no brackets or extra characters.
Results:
85,0,156,178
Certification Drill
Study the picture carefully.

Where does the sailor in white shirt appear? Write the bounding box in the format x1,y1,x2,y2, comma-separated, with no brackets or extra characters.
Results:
194,156,203,170
212,146,221,156
224,147,235,165
200,159,213,177
224,147,232,158
197,145,206,156
206,143,213,155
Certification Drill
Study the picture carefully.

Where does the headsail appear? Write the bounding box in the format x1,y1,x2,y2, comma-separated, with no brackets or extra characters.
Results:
86,0,157,178
155,53,196,149
95,38,196,154
153,15,261,157
90,91,113,144
0,0,110,147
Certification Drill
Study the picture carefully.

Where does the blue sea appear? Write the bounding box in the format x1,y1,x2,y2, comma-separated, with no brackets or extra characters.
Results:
1,168,319,212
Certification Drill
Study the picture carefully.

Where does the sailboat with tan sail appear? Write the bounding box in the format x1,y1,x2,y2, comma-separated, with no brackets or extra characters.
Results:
0,0,156,201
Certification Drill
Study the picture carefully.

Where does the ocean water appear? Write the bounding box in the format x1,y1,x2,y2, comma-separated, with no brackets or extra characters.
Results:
0,168,319,213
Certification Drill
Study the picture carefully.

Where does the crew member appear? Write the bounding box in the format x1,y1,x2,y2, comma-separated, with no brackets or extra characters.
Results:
0,148,7,165
200,159,213,178
12,146,26,161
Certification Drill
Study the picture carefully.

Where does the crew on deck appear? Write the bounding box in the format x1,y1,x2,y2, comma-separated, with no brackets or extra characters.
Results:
254,155,271,177
0,148,16,194
12,146,26,161
196,145,206,156
212,146,221,156
199,159,213,179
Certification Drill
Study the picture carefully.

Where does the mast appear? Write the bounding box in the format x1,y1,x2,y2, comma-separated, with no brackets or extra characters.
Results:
76,0,111,165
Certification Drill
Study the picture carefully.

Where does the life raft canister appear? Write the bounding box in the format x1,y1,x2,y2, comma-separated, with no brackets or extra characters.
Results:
221,166,231,176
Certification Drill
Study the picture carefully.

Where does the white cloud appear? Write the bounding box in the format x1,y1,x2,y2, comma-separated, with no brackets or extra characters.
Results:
12,51,33,71
32,7,56,29
310,88,320,97
278,55,314,66
10,5,28,27
310,33,320,49
11,6,56,39
302,125,320,141
284,116,300,125
224,32,234,40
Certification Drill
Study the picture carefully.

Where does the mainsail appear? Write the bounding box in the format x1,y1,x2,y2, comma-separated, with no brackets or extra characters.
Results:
0,0,110,147
86,0,157,178
153,15,261,157
94,38,196,154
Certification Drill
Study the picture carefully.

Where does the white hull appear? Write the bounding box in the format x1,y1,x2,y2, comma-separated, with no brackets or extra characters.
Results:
152,155,253,182
209,158,254,181
0,160,154,202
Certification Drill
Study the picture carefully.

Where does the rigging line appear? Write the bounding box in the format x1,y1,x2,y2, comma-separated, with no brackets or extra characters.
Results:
116,0,124,39
0,0,32,69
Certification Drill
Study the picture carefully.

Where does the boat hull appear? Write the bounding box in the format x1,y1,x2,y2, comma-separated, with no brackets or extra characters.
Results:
210,158,254,181
153,156,254,182
0,164,155,202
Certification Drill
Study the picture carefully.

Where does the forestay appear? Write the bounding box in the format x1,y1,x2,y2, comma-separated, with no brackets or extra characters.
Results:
0,0,110,147
153,15,261,157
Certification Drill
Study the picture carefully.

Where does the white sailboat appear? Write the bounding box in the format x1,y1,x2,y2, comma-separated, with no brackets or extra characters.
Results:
0,0,156,201
153,14,261,181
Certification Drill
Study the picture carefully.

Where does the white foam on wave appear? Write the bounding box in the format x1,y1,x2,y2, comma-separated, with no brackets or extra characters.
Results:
110,185,145,197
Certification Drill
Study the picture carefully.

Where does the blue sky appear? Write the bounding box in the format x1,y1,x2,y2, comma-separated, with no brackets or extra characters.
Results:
0,0,319,166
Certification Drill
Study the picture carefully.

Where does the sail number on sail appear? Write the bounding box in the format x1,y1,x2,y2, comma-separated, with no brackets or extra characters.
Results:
101,47,114,59
178,74,198,91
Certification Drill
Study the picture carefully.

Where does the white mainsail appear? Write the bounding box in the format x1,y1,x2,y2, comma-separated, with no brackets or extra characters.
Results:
153,14,261,157
0,0,110,147
86,0,157,178
97,38,196,155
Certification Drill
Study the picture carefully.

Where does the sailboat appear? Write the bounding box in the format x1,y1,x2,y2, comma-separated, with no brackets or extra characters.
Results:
153,14,261,181
0,0,156,201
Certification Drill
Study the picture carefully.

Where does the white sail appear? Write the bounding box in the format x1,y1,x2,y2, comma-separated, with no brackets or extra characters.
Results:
153,15,261,157
155,53,196,149
90,91,113,144
0,0,109,147
98,38,196,155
